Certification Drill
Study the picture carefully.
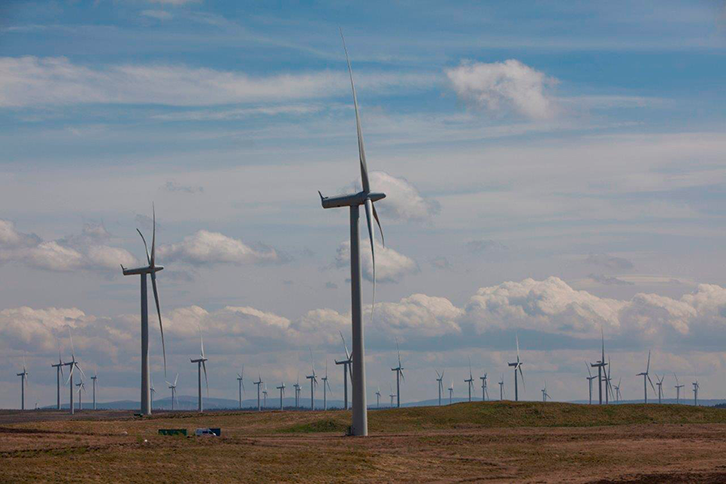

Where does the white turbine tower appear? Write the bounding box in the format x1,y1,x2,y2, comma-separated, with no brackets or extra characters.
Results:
51,351,64,410
91,371,98,410
165,373,179,410
507,335,524,401
277,382,286,411
389,384,396,408
464,359,474,402
674,373,684,404
448,381,454,405
190,334,209,412
498,375,505,401
480,373,488,402
335,331,353,411
636,350,656,404
435,370,445,406
318,31,387,437
693,381,699,406
237,368,245,410
306,350,318,410
120,206,167,416
16,357,28,411
391,341,404,408
586,362,597,405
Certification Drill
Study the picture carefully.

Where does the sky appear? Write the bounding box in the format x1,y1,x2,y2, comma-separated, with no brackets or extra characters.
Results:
1,0,726,408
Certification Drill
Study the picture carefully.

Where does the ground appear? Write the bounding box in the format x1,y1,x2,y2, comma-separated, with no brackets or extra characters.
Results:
1,402,726,482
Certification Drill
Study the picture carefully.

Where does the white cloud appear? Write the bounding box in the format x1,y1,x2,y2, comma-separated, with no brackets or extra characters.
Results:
141,10,173,20
350,172,439,224
0,57,435,108
372,294,463,338
446,59,557,119
158,230,277,265
335,240,419,283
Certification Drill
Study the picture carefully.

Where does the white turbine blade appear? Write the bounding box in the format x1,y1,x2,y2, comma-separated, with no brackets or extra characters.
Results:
77,363,86,380
66,364,75,385
396,339,402,368
151,272,167,377
647,374,656,392
174,372,179,387
202,360,209,397
516,334,520,360
200,333,205,358
586,362,592,378
339,28,369,194
441,370,445,381
364,198,377,325
339,331,351,361
519,365,525,390
435,369,441,379
136,229,151,265
68,327,75,359
372,203,384,247
646,350,651,374
150,204,156,265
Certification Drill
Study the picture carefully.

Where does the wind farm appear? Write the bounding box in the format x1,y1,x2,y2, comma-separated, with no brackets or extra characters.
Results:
2,1,726,482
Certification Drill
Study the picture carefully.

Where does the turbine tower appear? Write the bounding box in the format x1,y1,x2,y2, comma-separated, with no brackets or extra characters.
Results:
75,379,85,411
254,375,263,411
391,340,404,408
693,381,699,406
150,378,156,411
435,370,445,406
51,351,64,410
63,330,85,415
91,371,98,410
586,362,597,405
375,386,381,408
318,31,387,437
604,357,614,404
507,335,524,401
322,360,332,410
464,359,474,402
190,334,209,412
674,373,684,404
306,351,318,410
237,368,245,410
335,332,353,411
262,385,268,408
590,330,607,405
16,358,28,411
498,375,505,401
389,385,396,408
165,374,178,410
636,350,655,404
655,374,665,404
277,382,285,411
480,373,488,402
121,206,167,416
448,381,454,405
614,378,622,403
293,374,301,409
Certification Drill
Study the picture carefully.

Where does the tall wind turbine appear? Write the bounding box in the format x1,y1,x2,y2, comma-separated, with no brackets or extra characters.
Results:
507,335,524,401
389,384,396,407
165,373,178,410
64,330,85,415
293,374,301,409
335,333,353,410
190,334,209,412
448,381,454,405
237,368,245,410
75,379,85,411
541,382,550,402
91,371,98,410
150,377,156,412
693,381,699,406
480,373,488,402
636,350,656,404
335,331,353,410
435,370,445,406
318,31,387,437
375,386,381,409
586,362,597,405
498,375,505,401
51,351,64,410
120,206,167,416
590,330,607,405
391,340,404,408
674,373,684,404
277,382,286,411
464,359,474,402
655,374,665,404
306,351,318,410
322,360,332,410
262,385,268,408
254,375,263,411
604,357,614,404
16,357,28,411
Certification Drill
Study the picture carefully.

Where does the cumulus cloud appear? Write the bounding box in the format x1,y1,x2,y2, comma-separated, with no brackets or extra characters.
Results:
335,240,419,283
372,294,463,338
0,57,434,108
585,252,634,270
588,273,634,286
0,220,136,272
349,172,439,223
158,230,277,265
446,59,557,119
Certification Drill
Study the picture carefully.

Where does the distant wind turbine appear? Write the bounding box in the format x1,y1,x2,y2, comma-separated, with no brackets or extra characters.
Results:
590,329,607,405
322,360,332,411
165,373,179,410
464,358,474,402
16,357,28,411
293,374,301,409
391,340,404,408
389,384,396,408
613,377,622,403
335,331,353,411
636,350,656,404
507,335,524,401
190,333,209,412
277,382,286,411
263,385,268,408
306,349,318,410
693,381,699,406
51,350,64,410
375,386,381,408
655,374,665,404
318,30,387,436
674,373,684,404
435,370,445,406
91,371,98,410
541,382,550,402
64,329,85,415
75,379,85,411
237,368,245,410
480,373,488,402
150,377,156,411
448,381,454,405
120,205,167,416
254,375,263,411
499,375,505,401
586,362,597,405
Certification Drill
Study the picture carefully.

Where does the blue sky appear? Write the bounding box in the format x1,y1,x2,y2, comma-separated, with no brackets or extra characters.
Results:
1,0,726,408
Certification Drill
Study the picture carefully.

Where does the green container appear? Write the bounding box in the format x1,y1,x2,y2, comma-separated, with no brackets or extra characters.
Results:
158,428,187,436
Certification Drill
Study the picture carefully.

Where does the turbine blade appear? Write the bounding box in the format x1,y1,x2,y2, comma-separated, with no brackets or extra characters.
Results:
516,334,520,359
372,203,384,247
151,272,167,377
519,365,525,390
137,229,151,265
339,331,351,361
364,199,377,326
586,362,592,378
340,28,369,194
202,360,209,397
150,203,156,266
646,350,651,374
77,363,86,380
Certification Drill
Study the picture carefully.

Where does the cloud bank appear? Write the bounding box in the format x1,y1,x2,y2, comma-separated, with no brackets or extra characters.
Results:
158,230,278,266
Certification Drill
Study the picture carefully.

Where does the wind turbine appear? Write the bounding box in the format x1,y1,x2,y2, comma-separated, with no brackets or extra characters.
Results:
51,351,64,410
464,359,474,402
604,357,615,404
435,370,445,406
64,329,85,415
590,330,607,405
586,362,597,405
693,381,699,406
335,331,353,410
16,357,28,411
254,375,263,411
91,371,98,410
480,373,488,402
507,335,524,401
190,333,209,412
318,31,387,437
165,373,179,410
655,374,665,404
306,350,318,410
614,377,622,403
674,374,684,404
120,205,167,416
389,384,396,408
262,385,268,408
277,382,286,411
293,374,301,409
237,368,245,410
636,350,656,404
541,382,550,402
375,386,381,409
322,360,332,410
448,381,454,405
150,377,156,411
391,340,404,408
75,379,85,411
498,375,505,401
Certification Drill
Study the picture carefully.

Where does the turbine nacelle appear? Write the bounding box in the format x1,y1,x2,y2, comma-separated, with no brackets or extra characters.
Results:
319,190,386,209
121,264,164,276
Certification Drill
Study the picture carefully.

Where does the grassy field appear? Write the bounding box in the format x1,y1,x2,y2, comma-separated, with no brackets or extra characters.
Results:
2,402,726,482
